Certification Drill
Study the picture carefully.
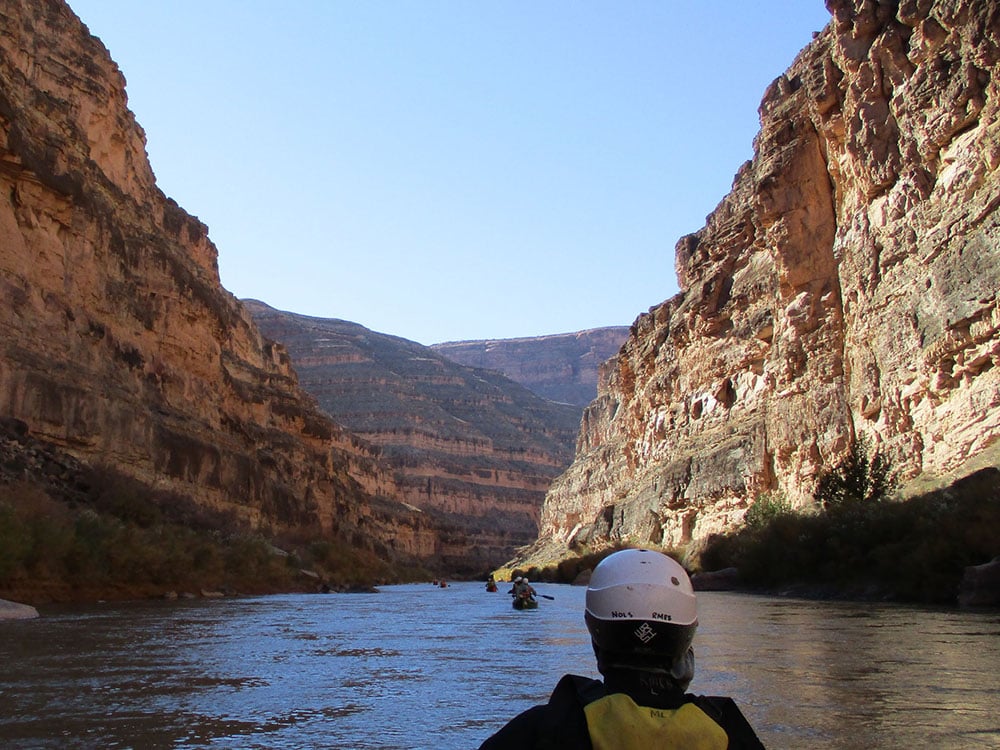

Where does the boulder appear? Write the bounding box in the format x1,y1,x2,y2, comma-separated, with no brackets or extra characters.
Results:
692,567,742,591
0,598,39,620
958,557,1000,608
571,568,592,586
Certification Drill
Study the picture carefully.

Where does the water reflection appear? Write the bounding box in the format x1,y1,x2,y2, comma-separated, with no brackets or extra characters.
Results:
0,585,997,748
696,594,1000,748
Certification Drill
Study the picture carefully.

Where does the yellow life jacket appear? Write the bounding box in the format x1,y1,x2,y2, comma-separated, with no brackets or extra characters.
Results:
584,692,729,750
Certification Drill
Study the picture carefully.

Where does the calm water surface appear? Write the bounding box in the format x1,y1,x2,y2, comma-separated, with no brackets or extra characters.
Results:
1,583,998,748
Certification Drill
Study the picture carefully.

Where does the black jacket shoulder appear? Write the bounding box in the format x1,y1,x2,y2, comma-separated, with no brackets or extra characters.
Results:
478,675,598,750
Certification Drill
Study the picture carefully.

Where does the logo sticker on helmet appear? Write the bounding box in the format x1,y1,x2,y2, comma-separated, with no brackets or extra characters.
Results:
633,622,657,644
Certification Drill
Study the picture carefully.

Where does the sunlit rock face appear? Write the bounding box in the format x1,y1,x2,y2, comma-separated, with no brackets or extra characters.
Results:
431,328,630,407
523,0,1000,565
0,0,441,564
246,301,582,571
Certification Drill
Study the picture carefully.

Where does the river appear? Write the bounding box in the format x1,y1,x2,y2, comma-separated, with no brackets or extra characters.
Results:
1,582,997,748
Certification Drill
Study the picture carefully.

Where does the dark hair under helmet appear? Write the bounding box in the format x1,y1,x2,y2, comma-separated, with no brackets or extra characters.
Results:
584,549,698,666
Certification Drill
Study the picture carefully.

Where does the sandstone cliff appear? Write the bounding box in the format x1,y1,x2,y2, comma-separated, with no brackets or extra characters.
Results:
522,0,1000,565
246,301,581,570
431,327,630,407
0,0,439,567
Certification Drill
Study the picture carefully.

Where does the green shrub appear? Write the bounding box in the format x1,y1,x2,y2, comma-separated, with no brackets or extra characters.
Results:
814,435,898,510
0,501,31,579
744,491,793,529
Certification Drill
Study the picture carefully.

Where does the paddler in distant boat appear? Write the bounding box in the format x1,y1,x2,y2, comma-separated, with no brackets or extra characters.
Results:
520,577,537,603
486,574,498,592
510,577,539,610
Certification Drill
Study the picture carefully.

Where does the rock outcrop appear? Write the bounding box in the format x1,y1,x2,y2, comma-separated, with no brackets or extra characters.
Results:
0,0,438,567
959,556,1000,608
247,301,582,570
0,597,38,619
431,327,630,406
521,0,1000,565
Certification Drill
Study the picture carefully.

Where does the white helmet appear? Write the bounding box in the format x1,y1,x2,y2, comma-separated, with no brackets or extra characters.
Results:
585,549,697,663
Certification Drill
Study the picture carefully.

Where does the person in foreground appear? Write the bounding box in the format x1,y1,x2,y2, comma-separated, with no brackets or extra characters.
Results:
478,548,765,749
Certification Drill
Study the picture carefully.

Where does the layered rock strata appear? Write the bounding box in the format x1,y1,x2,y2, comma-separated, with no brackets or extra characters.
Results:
247,301,582,570
0,1,437,566
523,0,1000,565
431,327,630,406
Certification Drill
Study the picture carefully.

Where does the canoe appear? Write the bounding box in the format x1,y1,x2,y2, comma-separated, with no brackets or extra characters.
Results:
512,597,538,610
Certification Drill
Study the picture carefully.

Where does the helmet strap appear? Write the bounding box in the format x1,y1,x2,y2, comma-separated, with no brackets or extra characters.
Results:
595,645,695,702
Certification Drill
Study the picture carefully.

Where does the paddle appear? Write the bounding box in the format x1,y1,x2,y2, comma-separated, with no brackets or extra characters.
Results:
536,594,555,600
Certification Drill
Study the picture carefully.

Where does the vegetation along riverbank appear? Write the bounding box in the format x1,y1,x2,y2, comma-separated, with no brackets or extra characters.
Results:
4,431,996,608
511,445,1000,608
0,469,428,607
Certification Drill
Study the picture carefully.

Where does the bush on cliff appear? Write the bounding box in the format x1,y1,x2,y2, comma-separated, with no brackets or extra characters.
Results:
744,491,794,529
814,435,898,511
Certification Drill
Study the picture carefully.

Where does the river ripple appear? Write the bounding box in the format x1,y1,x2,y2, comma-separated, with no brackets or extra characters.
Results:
1,583,997,748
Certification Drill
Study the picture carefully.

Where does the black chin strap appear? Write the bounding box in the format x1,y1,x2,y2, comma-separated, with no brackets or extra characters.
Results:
599,666,688,709
594,643,695,698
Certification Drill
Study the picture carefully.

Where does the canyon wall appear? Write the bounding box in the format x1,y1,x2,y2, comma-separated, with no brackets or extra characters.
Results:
247,301,581,570
431,327,630,406
523,0,1000,565
0,0,442,566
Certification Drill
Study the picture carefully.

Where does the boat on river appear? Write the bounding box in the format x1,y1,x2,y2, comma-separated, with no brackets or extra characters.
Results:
512,596,538,610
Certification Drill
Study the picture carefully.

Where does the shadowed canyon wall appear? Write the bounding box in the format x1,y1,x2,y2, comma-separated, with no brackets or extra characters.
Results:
246,301,582,569
431,327,630,407
0,0,445,567
522,0,1000,566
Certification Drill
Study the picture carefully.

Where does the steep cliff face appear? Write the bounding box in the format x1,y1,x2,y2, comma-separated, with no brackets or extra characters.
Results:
431,327,630,407
525,0,1000,564
0,0,437,564
246,301,582,569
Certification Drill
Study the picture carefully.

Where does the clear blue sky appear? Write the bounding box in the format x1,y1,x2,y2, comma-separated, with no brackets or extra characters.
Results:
68,1,831,346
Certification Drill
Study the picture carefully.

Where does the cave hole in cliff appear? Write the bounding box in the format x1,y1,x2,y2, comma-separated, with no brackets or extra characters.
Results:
598,504,616,537
691,400,703,420
717,379,737,409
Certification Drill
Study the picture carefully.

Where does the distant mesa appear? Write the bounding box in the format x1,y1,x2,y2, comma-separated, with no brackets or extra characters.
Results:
244,300,585,572
430,327,630,407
